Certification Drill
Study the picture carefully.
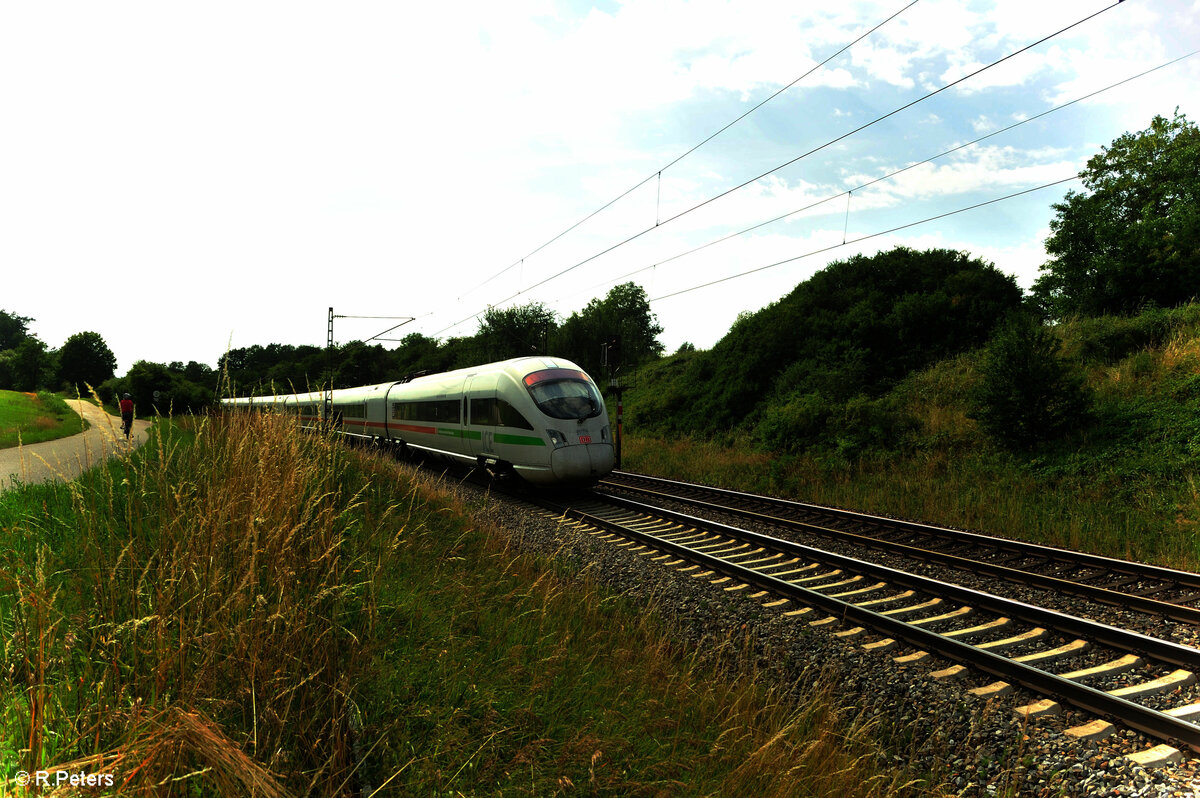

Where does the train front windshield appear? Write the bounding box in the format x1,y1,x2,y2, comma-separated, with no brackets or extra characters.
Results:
523,368,603,420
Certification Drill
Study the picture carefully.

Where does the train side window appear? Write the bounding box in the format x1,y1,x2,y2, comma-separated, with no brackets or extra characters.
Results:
470,397,533,430
496,399,533,430
393,400,460,424
470,398,493,426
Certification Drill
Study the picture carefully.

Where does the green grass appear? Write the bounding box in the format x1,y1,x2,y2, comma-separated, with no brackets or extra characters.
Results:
620,426,1200,575
0,411,958,796
624,436,1200,570
0,390,89,449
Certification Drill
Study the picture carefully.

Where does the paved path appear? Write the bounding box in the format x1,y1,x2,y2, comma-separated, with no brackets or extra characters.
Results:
0,400,152,492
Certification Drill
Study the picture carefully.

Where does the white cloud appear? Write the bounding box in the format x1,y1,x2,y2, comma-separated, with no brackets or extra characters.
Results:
844,146,1078,210
971,115,993,133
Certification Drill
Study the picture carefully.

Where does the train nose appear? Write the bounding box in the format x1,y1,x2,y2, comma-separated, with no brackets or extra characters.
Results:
551,443,615,482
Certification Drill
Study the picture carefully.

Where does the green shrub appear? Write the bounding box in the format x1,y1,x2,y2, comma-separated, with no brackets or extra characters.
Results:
972,314,1092,449
828,395,919,455
1063,305,1185,363
755,393,917,455
755,392,830,451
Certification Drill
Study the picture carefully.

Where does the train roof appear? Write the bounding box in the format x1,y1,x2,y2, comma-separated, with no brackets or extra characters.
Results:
224,356,591,404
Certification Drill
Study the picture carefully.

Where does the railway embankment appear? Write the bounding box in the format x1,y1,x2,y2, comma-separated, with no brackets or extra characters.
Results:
0,411,959,796
466,479,1200,795
7,404,1200,793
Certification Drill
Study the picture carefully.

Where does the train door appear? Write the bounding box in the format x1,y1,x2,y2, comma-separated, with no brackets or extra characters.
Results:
465,373,498,457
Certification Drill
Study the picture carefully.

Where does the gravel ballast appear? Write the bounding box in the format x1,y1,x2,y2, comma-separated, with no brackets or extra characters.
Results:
424,466,1200,796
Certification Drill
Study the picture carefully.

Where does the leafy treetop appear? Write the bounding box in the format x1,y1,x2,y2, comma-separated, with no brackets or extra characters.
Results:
1032,111,1200,317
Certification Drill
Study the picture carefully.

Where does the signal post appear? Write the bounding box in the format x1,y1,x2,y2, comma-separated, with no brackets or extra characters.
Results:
602,336,623,470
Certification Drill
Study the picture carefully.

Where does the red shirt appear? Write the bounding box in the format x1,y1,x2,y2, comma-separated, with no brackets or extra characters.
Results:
120,398,133,414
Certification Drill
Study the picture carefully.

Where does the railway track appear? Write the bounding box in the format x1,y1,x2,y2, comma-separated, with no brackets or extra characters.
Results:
529,488,1200,761
598,471,1200,626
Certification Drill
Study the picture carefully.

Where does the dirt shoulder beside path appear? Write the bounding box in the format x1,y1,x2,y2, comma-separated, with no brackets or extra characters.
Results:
0,400,152,492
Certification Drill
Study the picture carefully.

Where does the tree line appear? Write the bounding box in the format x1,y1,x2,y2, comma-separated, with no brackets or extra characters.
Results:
0,312,220,415
1,281,665,415
0,313,120,397
218,282,665,396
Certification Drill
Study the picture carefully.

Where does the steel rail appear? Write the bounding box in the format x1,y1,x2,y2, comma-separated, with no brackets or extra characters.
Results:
608,471,1200,587
540,493,1200,751
606,472,1200,602
599,476,1200,626
595,493,1200,669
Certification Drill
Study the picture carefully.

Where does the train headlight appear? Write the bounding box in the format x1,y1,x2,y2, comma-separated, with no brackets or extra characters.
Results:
546,429,568,449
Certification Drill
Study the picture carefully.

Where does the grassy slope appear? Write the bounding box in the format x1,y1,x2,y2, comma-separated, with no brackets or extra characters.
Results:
0,390,89,449
0,413,956,797
620,304,1200,572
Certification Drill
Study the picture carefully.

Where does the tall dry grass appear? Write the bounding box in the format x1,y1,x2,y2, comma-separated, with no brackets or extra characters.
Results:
2,410,404,795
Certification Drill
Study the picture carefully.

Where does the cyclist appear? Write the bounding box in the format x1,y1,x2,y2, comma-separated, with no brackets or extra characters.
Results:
119,393,134,439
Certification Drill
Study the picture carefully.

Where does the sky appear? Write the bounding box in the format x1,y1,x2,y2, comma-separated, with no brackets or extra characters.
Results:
2,0,1198,374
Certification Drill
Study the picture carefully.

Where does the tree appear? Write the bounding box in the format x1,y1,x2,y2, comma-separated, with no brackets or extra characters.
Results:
1032,111,1200,317
971,313,1091,449
58,331,117,394
332,340,393,387
9,337,50,392
392,332,455,377
106,360,215,415
473,302,557,364
554,283,664,379
182,361,216,389
0,310,34,351
127,360,174,412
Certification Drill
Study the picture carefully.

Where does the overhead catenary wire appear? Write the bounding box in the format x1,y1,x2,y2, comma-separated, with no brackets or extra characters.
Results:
572,48,1199,298
650,175,1081,303
435,0,1123,336
329,313,429,346
453,0,922,303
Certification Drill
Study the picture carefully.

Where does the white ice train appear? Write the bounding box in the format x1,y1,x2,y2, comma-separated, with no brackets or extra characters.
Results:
222,356,615,485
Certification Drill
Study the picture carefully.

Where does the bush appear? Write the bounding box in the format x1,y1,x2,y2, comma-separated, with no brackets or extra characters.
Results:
756,393,917,455
756,393,830,451
1065,305,1176,363
828,395,919,455
971,314,1092,449
641,247,1021,440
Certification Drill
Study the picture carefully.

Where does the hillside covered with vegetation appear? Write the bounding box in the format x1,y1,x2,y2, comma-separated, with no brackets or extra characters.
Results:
625,246,1023,448
608,111,1199,570
621,300,1200,568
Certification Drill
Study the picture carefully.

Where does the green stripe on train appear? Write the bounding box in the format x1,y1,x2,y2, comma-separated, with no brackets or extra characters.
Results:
494,433,546,447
